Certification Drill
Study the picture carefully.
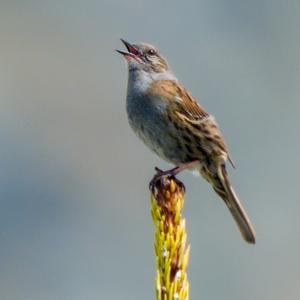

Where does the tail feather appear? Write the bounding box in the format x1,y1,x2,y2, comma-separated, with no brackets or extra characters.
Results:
211,164,256,244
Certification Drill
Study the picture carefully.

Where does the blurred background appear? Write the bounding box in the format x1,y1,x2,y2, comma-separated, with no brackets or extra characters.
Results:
0,0,299,299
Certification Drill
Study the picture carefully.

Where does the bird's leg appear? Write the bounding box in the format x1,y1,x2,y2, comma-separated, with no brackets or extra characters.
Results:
150,160,199,189
155,160,199,176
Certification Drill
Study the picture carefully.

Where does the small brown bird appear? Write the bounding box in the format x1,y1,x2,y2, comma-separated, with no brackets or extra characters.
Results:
117,39,256,244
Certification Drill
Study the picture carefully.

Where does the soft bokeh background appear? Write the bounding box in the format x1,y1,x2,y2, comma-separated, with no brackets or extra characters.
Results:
0,1,299,299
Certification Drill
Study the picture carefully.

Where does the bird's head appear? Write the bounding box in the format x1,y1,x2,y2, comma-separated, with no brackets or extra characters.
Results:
116,39,169,74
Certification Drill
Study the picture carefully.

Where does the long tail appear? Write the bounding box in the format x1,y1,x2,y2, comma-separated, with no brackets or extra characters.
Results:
208,164,256,244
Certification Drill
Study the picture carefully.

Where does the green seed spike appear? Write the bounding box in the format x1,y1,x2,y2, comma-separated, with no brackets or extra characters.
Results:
150,176,190,300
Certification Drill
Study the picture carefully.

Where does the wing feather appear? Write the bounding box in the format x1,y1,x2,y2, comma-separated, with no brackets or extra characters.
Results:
149,80,235,167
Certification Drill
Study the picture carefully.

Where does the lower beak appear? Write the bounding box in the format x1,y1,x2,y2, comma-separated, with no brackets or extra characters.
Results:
115,49,136,58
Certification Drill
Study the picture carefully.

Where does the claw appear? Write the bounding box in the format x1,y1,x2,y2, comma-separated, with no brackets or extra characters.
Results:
154,167,164,174
149,161,199,191
149,167,164,190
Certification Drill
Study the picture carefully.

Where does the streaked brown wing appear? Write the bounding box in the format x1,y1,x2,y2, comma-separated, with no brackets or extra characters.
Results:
149,80,235,167
149,80,209,120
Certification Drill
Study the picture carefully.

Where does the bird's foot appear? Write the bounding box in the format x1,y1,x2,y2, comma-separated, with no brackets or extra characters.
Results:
149,160,199,190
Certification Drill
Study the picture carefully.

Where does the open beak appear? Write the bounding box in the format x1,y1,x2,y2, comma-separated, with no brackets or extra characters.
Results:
116,39,140,60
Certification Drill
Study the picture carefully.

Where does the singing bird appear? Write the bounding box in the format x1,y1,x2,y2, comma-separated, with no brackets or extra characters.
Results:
117,39,256,244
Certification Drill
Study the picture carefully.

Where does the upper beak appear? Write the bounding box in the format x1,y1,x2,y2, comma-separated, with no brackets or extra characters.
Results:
116,39,140,58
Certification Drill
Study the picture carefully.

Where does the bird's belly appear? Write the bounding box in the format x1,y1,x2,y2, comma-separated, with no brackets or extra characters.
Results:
129,115,185,164
127,97,186,165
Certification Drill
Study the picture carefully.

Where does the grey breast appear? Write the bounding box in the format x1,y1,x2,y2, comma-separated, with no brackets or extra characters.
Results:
126,92,184,164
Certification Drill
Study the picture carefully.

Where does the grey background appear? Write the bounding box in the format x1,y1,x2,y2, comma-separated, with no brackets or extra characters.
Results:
0,1,299,299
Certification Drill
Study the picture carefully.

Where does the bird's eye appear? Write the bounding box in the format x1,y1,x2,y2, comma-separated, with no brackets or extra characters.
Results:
147,49,156,56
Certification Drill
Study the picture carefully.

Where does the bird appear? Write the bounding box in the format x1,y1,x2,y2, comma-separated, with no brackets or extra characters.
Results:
116,39,256,244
